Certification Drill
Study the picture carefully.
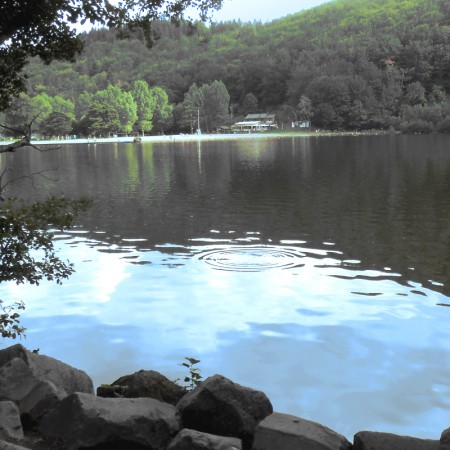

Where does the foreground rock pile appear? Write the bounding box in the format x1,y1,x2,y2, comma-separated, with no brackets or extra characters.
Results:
0,344,446,449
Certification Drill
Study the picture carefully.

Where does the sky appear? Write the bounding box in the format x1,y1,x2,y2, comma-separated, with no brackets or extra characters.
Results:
76,0,332,32
207,0,331,23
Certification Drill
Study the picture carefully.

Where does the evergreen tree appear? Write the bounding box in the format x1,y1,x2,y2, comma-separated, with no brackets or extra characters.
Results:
242,93,259,114
180,83,204,133
202,81,230,131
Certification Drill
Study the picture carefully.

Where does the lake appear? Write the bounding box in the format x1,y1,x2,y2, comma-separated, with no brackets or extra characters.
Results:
1,133,450,440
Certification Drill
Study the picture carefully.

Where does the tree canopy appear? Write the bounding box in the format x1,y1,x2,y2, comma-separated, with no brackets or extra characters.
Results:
0,0,223,111
0,193,92,339
9,0,448,134
1,0,449,134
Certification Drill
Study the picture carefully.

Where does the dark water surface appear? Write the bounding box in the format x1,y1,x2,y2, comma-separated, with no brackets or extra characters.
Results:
1,134,450,439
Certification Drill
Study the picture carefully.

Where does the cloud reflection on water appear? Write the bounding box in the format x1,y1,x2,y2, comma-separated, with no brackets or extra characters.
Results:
0,232,449,440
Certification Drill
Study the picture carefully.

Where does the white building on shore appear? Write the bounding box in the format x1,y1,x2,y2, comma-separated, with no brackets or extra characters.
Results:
231,113,277,133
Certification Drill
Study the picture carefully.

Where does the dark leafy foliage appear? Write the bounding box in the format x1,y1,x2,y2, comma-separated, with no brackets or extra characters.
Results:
0,195,91,340
2,0,449,133
0,300,25,339
177,357,203,390
0,196,92,285
0,0,223,111
16,0,449,133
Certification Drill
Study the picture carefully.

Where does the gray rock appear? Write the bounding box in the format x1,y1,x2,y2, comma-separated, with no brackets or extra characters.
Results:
167,428,242,450
39,391,181,450
27,349,93,396
0,401,24,440
252,412,351,450
98,369,186,405
0,440,31,450
441,427,450,449
0,358,34,404
0,344,93,404
0,344,29,369
177,374,273,450
354,430,439,449
19,380,66,429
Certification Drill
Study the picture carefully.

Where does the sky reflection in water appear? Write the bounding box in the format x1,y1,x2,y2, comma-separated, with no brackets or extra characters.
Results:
1,135,450,440
2,229,449,440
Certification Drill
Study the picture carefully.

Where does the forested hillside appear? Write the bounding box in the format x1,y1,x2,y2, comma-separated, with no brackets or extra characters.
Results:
3,0,450,135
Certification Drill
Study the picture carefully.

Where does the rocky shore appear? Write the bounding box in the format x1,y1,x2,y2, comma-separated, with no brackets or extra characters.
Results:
0,344,446,449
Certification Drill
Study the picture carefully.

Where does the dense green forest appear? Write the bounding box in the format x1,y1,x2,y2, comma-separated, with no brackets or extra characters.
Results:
2,0,450,135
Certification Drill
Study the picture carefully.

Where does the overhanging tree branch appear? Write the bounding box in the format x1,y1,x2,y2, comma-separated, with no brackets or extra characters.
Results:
0,116,61,153
0,167,59,201
0,0,223,111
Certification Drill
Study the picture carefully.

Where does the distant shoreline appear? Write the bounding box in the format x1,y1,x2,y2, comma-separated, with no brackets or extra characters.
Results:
26,130,389,146
29,132,312,146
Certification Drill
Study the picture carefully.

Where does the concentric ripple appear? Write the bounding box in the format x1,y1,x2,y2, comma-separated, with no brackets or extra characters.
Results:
197,245,305,272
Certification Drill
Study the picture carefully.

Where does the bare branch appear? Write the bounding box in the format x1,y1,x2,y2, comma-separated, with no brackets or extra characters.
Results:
0,115,60,153
0,136,61,153
0,166,59,201
0,122,26,136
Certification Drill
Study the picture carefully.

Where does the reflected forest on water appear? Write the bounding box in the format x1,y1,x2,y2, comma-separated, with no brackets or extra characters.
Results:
1,133,450,439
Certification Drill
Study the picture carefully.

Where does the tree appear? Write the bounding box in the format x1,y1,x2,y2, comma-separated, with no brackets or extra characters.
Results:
150,87,174,134
30,94,54,124
51,96,75,120
0,0,223,111
0,195,91,285
132,80,156,134
180,83,204,133
278,104,297,128
74,92,93,122
83,100,120,136
404,81,427,107
0,193,91,338
40,112,74,137
201,81,230,131
428,85,447,105
242,93,259,114
94,85,137,134
1,94,34,138
296,95,313,127
0,116,62,154
0,0,221,341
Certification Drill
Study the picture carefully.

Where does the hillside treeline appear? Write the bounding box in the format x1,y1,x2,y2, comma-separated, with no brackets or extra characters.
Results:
4,0,450,134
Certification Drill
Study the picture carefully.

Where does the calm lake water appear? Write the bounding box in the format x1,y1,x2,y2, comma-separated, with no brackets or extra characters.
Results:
1,134,450,439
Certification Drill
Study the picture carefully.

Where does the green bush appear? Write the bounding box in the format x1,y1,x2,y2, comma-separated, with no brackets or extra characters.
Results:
437,117,450,133
400,119,434,134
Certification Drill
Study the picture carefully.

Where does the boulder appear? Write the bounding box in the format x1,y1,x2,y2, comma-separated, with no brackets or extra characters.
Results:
0,402,23,440
177,374,273,450
354,431,439,450
252,412,351,450
167,428,242,450
19,380,66,430
98,369,186,405
0,441,31,450
39,392,181,449
0,359,34,405
0,344,93,404
441,427,450,449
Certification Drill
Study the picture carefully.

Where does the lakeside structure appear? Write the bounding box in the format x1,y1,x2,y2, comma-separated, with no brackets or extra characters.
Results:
231,114,278,133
